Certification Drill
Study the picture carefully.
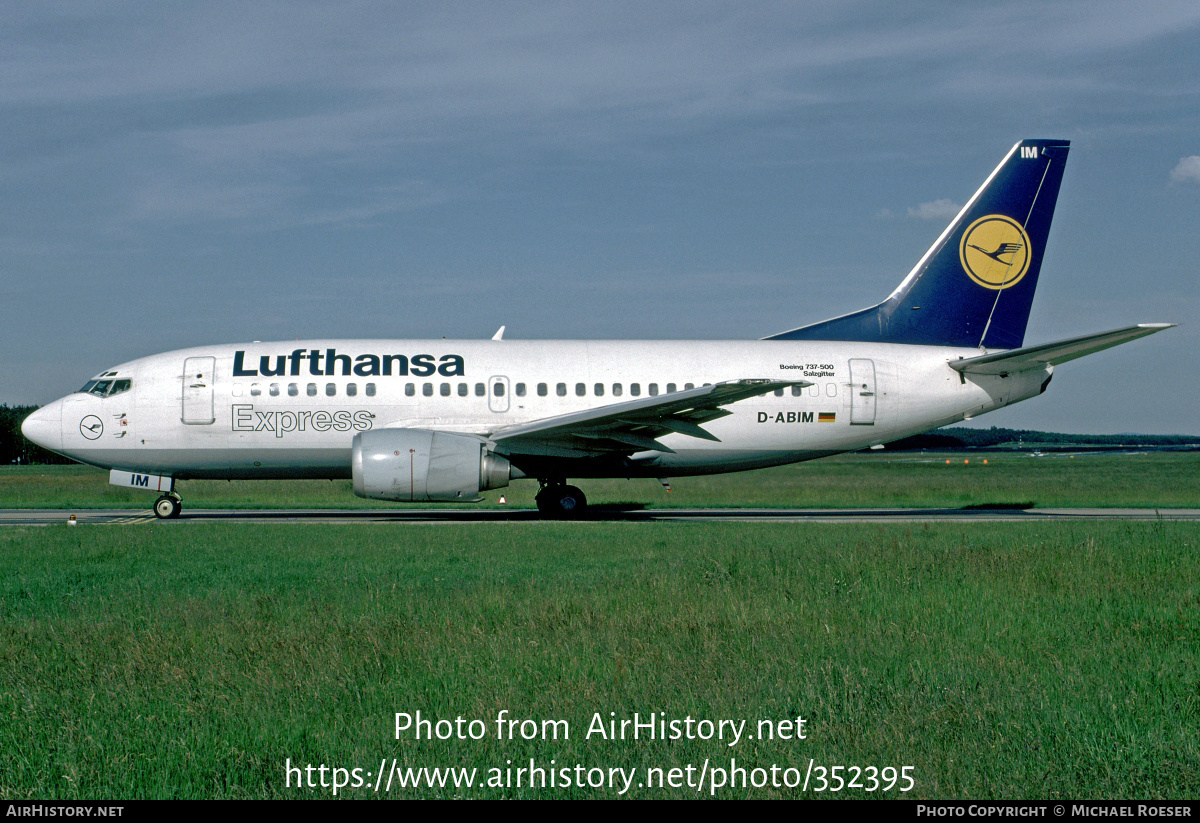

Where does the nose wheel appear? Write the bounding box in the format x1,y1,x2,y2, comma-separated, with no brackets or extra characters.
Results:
153,495,182,519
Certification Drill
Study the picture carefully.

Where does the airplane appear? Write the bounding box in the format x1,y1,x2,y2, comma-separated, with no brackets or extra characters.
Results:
20,139,1174,519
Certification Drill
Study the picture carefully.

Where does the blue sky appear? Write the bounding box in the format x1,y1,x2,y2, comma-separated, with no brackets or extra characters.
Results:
2,1,1197,433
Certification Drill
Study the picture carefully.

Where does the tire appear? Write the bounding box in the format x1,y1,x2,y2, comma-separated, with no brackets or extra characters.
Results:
535,484,587,518
154,496,181,519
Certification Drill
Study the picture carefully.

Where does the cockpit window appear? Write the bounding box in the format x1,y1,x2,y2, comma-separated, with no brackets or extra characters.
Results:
77,378,132,398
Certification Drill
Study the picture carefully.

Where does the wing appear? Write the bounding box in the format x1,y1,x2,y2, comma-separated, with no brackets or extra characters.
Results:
948,324,1175,376
488,379,810,458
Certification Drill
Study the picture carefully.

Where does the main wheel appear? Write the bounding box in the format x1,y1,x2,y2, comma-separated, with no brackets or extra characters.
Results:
535,485,587,518
153,495,181,519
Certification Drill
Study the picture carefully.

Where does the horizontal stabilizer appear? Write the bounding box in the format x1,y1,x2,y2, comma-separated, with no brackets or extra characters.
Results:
948,324,1175,375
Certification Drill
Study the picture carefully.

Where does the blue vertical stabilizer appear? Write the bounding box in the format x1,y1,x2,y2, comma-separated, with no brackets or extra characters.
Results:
766,140,1070,349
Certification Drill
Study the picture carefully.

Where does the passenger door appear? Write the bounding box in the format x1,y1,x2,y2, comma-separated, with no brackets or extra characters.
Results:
182,356,215,424
848,358,877,425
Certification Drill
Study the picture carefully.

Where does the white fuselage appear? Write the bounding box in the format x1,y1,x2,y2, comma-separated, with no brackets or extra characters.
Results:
26,339,1049,481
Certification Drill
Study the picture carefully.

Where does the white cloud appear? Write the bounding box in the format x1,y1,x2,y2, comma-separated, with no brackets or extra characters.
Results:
1170,156,1200,184
906,199,961,220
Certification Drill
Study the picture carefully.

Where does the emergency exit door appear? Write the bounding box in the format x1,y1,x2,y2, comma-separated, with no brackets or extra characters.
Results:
182,356,215,424
488,375,510,413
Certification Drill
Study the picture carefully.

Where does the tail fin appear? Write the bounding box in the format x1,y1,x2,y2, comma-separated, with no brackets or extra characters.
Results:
767,139,1070,349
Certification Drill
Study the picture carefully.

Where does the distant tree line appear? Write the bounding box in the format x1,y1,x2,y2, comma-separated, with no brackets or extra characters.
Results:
0,405,74,465
886,426,1200,452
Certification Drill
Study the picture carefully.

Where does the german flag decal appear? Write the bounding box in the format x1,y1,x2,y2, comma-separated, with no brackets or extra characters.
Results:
818,412,836,423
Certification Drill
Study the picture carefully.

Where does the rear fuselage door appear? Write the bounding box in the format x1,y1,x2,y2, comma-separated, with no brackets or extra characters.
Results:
848,358,877,425
182,356,216,424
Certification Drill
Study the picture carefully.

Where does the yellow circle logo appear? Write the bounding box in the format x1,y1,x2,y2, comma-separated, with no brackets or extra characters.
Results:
958,214,1031,290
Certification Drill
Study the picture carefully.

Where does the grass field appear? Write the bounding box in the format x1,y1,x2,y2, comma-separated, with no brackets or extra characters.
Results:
2,520,1197,799
3,451,1199,510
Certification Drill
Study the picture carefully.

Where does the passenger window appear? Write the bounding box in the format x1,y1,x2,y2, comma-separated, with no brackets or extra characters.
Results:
326,383,336,396
405,383,415,397
458,383,468,397
307,384,317,397
288,383,298,397
515,383,526,397
612,384,622,397
594,383,604,397
575,383,586,397
557,383,567,397
537,383,548,397
808,384,819,397
347,383,357,397
630,383,640,396
493,382,505,397
791,386,803,396
366,383,376,397
685,383,695,391
440,383,450,397
774,388,783,397
649,383,659,396
269,383,280,397
251,383,262,396
826,383,837,397
423,384,433,397
666,383,676,393
232,384,243,397
475,383,486,397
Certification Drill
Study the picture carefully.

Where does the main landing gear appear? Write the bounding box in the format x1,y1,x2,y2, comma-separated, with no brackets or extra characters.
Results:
534,482,587,518
153,494,182,519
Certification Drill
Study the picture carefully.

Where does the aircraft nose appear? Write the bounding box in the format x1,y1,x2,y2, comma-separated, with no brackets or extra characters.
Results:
21,401,63,452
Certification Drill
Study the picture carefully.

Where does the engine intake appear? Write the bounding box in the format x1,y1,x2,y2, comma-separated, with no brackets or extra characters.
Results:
352,428,510,502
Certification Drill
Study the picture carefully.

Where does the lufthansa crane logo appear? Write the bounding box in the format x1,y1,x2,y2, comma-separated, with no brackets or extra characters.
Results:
958,214,1031,290
79,415,104,440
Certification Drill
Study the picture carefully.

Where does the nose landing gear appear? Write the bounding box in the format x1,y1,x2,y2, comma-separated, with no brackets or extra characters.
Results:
153,494,182,519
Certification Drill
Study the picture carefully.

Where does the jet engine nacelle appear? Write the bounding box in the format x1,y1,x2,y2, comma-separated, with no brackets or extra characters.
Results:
352,428,510,502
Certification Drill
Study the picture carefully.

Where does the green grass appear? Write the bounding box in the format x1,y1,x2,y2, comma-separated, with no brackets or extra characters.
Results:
3,451,1199,510
2,521,1197,798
